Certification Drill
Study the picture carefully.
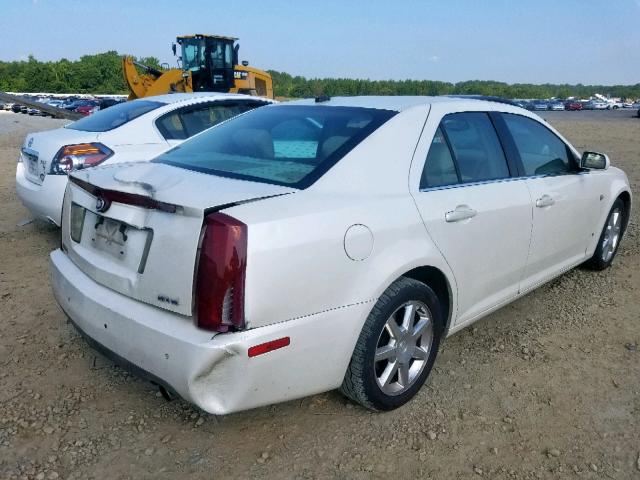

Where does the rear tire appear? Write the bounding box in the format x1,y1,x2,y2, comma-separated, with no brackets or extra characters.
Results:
340,277,443,411
585,198,626,270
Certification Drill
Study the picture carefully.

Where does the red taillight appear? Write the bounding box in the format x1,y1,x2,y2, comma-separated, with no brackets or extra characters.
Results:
195,212,247,332
51,143,113,174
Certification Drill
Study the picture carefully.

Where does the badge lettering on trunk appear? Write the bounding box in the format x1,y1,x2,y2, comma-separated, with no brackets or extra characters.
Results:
157,295,179,306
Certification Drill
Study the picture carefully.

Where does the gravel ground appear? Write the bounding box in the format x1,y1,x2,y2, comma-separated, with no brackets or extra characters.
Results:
0,110,639,479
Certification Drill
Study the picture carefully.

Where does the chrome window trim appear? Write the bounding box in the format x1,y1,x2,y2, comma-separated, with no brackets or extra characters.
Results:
418,171,587,193
419,176,523,193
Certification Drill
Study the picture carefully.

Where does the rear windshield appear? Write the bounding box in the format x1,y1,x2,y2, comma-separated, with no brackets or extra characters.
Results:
66,100,165,132
153,105,396,188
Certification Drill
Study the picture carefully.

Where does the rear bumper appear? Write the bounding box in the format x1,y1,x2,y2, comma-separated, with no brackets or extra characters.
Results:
16,164,67,226
50,249,371,414
65,312,180,397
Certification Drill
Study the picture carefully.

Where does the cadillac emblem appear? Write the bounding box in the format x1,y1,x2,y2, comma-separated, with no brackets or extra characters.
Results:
95,196,110,213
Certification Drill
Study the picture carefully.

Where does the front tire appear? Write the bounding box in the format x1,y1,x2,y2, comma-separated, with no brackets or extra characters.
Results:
586,198,626,270
340,277,443,411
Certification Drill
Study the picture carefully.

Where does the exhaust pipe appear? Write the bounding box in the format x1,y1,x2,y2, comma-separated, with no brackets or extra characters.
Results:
157,384,175,402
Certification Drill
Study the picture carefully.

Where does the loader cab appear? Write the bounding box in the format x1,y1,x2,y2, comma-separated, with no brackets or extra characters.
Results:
177,34,238,92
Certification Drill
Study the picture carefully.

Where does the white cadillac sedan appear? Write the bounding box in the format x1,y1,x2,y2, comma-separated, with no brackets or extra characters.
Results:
50,96,631,414
16,92,272,226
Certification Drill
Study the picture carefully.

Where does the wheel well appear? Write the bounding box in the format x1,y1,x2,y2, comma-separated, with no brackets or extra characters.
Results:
402,266,452,334
618,191,632,232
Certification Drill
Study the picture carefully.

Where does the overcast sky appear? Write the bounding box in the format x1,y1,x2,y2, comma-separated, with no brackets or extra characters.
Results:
1,0,639,85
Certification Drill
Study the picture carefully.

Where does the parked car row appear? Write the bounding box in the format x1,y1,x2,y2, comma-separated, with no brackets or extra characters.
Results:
3,95,126,117
5,103,46,116
15,93,632,415
512,98,640,112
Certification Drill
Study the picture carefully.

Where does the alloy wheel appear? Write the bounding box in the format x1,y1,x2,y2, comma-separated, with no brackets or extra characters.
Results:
374,301,434,396
601,207,623,262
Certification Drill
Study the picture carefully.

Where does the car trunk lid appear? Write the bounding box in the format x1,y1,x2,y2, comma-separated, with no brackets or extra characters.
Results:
62,162,295,317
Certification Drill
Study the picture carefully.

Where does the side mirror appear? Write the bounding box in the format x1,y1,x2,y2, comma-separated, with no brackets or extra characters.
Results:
172,43,177,56
580,151,610,170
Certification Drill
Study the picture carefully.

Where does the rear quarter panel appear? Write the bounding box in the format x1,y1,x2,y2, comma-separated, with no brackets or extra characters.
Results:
102,143,172,165
229,192,455,330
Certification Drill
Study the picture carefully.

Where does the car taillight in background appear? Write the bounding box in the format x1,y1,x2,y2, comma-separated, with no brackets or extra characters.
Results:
51,143,113,174
195,212,247,332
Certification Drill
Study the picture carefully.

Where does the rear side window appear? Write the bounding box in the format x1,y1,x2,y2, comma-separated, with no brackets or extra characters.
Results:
501,114,573,176
67,100,164,132
420,127,458,188
154,105,396,188
156,102,265,140
420,112,509,189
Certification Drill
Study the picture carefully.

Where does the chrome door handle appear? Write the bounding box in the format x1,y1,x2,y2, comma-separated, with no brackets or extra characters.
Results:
445,205,477,223
535,194,555,208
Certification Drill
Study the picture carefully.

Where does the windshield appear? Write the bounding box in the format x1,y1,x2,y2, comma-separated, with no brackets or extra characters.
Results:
181,38,234,71
154,105,396,188
67,100,164,132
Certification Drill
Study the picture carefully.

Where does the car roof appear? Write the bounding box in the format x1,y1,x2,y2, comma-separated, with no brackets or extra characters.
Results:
139,92,274,106
285,95,521,112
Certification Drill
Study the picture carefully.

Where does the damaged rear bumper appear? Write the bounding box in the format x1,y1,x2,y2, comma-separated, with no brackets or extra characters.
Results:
50,249,371,414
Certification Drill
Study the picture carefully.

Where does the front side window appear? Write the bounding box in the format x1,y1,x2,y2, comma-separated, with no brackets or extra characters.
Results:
154,105,396,188
501,114,573,176
156,102,265,140
420,112,509,188
67,100,164,132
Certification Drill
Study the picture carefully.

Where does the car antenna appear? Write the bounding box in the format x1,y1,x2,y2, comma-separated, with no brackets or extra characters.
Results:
315,95,331,103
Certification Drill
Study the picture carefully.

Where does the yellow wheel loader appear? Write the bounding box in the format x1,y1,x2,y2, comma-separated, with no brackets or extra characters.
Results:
123,34,273,100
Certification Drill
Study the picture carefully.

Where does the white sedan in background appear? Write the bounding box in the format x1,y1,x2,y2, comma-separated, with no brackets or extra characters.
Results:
16,92,272,225
50,96,631,414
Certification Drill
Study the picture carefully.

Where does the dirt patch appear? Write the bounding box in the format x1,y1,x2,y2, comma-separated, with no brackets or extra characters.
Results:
1,110,639,479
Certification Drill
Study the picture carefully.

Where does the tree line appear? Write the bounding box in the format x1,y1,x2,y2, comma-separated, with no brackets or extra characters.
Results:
268,71,640,100
0,52,160,94
1,52,638,100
